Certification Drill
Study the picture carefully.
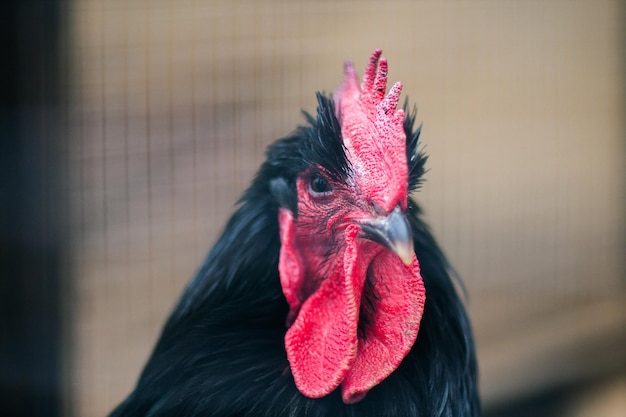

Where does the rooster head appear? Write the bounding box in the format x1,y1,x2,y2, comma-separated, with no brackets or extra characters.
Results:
274,49,426,404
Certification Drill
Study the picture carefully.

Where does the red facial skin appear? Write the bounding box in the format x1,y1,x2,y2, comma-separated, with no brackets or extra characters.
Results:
279,173,425,404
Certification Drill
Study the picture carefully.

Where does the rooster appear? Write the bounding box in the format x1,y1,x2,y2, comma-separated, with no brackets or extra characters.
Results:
110,49,480,417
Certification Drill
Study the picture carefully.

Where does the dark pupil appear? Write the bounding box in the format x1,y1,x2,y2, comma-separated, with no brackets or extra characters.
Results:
311,176,329,193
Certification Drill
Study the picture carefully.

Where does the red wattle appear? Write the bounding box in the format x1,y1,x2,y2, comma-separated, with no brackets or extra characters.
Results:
341,250,425,403
282,225,365,398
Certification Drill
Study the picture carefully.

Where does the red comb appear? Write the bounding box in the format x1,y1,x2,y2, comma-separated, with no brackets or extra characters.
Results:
334,49,408,214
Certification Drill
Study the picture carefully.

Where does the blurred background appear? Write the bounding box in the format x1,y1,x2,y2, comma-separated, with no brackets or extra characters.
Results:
1,0,624,416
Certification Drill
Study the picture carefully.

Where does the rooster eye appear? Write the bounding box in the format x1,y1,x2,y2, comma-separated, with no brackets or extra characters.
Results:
309,175,332,197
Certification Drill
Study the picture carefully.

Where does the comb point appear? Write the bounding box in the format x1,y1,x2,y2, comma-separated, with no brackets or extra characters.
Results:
380,81,403,115
372,58,389,101
362,49,383,93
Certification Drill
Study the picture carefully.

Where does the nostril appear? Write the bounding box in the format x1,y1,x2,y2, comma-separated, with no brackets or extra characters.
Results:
370,198,404,217
370,201,385,216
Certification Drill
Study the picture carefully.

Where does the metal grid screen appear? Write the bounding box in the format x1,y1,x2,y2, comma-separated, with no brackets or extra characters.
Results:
67,1,625,415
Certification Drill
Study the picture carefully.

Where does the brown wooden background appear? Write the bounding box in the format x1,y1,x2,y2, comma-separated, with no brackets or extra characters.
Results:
66,0,625,415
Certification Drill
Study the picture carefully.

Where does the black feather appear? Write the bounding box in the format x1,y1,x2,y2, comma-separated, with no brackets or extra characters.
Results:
403,99,428,193
110,94,480,417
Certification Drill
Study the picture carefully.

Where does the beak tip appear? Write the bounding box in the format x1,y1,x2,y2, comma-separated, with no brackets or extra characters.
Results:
395,242,415,266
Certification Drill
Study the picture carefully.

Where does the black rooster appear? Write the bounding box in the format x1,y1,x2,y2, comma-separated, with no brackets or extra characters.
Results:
110,49,480,417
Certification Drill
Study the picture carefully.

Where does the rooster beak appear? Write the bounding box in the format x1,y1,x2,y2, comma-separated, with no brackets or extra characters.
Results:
360,206,414,265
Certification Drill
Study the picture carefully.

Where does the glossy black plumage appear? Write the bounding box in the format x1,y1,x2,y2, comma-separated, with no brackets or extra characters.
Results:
110,94,480,417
